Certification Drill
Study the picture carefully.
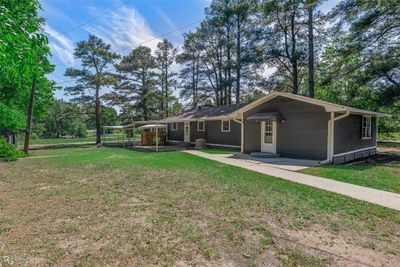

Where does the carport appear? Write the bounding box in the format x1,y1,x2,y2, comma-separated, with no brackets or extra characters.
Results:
102,120,174,152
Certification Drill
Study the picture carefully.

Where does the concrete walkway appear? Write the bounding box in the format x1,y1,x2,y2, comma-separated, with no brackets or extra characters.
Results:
184,150,400,211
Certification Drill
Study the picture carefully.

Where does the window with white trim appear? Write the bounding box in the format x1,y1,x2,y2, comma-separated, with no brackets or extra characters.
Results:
197,120,205,131
221,120,230,132
171,122,178,131
362,116,371,139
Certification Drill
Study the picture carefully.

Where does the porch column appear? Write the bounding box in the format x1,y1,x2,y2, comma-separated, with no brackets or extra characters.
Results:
155,123,159,152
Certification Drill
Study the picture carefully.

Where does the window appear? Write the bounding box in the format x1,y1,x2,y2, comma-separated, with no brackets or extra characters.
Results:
221,120,230,132
362,116,371,139
197,120,205,131
264,120,273,144
171,122,178,131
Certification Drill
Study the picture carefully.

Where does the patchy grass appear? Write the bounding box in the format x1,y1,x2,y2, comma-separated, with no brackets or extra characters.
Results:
199,148,238,154
27,136,124,145
300,147,400,194
0,147,399,266
378,132,400,142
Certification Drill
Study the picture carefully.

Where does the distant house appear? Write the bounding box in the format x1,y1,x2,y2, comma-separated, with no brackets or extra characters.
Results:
163,92,390,164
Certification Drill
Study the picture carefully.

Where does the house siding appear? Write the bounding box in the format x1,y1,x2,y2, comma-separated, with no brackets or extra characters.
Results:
167,122,184,141
243,96,330,160
334,115,376,155
167,120,240,147
190,121,206,142
205,120,241,146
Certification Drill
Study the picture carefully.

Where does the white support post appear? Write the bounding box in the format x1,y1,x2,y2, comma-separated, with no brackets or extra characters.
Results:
165,123,168,142
155,123,159,152
133,125,136,147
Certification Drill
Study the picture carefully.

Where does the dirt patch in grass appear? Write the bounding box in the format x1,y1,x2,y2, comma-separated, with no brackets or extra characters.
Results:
0,147,399,266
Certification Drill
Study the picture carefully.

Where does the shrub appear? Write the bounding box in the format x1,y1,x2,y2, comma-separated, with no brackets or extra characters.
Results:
0,137,24,162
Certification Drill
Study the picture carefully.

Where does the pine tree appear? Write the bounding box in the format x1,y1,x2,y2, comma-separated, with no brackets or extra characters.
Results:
115,46,158,121
64,35,120,145
155,39,177,118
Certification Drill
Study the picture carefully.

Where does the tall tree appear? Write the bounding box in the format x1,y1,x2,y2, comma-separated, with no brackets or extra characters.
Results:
64,35,120,145
324,0,400,105
263,0,307,94
0,0,54,151
23,38,55,153
317,0,400,135
155,39,177,118
207,0,262,104
177,32,204,108
115,46,158,121
303,0,325,98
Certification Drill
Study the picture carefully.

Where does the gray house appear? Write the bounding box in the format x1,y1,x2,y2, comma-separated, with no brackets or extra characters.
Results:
163,92,389,164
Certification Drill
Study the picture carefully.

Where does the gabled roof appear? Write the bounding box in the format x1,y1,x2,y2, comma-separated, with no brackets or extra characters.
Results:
163,104,246,122
231,92,391,118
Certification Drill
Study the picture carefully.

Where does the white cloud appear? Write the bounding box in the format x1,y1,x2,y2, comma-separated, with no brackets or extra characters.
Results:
84,6,162,54
45,25,74,64
155,7,180,38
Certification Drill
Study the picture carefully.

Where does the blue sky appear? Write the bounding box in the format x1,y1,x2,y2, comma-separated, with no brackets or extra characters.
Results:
41,0,339,100
41,0,209,99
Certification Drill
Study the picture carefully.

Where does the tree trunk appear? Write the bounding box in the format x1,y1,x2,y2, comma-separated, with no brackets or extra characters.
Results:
23,77,36,153
165,67,169,117
236,15,241,104
192,58,197,107
308,6,315,98
227,27,232,105
290,11,298,95
95,84,102,145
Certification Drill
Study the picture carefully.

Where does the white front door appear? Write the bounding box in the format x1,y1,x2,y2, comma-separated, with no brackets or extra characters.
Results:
184,122,190,142
261,120,276,153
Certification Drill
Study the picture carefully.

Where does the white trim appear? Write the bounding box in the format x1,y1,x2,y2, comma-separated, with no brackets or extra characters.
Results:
361,115,372,140
165,122,168,142
234,115,244,153
171,122,178,131
184,121,190,142
221,119,230,132
333,146,377,157
197,120,205,131
231,92,391,118
241,113,244,153
327,111,350,162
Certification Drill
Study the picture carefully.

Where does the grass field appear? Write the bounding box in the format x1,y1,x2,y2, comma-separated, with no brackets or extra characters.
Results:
0,147,399,266
199,148,238,154
14,136,133,150
300,144,400,193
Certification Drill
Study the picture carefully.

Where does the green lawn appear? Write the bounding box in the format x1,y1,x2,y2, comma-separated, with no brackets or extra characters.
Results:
16,136,131,146
0,147,399,266
199,148,238,154
300,152,400,194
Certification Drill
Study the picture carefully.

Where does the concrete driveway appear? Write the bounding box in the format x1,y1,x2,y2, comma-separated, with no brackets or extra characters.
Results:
184,150,400,211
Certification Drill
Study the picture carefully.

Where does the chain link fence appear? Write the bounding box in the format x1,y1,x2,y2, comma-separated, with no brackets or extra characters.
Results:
15,130,134,150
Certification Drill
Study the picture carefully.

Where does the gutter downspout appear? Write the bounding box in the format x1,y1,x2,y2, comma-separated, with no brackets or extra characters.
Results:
233,114,244,153
324,111,350,163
